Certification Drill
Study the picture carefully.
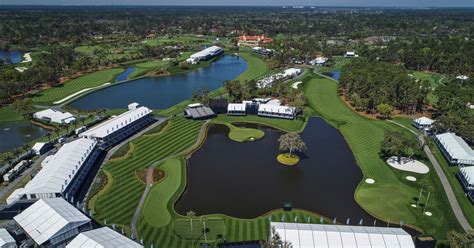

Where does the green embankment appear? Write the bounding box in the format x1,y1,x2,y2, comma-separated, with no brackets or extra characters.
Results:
128,60,169,79
304,73,462,238
32,68,124,104
212,114,305,133
0,107,24,123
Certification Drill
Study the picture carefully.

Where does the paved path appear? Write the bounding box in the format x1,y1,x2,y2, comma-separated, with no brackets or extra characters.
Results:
388,120,472,232
130,120,210,239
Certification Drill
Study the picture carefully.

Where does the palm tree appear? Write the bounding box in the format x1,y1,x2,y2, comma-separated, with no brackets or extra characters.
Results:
186,211,196,243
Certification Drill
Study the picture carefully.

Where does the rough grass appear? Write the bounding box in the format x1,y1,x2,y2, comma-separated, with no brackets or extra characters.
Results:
303,73,462,239
0,107,24,123
128,60,169,79
32,68,124,104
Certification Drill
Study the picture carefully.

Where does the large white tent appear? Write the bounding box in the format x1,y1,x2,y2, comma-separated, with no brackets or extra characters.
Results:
33,109,76,124
66,227,142,248
14,198,90,246
270,222,415,248
0,228,15,248
435,132,474,165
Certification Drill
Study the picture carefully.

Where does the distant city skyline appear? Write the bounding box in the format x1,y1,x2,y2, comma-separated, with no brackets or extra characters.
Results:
0,0,473,7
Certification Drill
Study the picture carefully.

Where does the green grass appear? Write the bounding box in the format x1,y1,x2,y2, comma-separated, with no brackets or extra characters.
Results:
32,68,124,104
173,217,226,241
143,35,215,46
212,114,306,133
129,60,169,79
92,117,203,227
0,107,24,123
303,73,462,239
142,158,184,228
213,122,265,142
412,71,445,88
235,53,268,81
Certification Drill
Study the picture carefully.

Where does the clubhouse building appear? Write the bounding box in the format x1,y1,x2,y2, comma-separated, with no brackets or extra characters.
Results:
270,222,415,248
237,35,272,47
186,46,224,64
79,103,155,149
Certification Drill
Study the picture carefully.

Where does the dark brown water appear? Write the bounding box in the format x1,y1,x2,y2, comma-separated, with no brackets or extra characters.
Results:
176,118,420,234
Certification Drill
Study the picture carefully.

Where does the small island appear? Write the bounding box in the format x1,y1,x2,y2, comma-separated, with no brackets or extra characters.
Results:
277,132,307,166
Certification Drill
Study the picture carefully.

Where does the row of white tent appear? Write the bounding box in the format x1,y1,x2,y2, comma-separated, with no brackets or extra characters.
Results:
33,108,76,124
13,197,142,247
257,68,302,88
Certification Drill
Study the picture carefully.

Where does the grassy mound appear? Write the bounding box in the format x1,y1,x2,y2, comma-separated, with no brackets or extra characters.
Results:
228,127,264,142
277,153,300,165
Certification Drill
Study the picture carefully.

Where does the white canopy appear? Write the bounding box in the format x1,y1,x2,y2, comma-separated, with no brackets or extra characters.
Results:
0,228,15,247
436,132,474,165
228,103,247,112
33,109,76,124
80,106,152,139
258,104,296,115
413,117,435,126
460,166,474,187
14,198,90,245
66,227,142,248
271,222,415,248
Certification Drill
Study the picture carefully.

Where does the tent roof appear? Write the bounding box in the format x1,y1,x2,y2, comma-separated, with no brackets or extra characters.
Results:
14,198,90,245
436,132,474,165
66,227,142,248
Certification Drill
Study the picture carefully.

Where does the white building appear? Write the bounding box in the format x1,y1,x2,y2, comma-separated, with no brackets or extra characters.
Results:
33,109,76,124
258,104,297,120
344,51,359,58
309,56,328,65
7,138,99,204
413,117,435,131
3,160,29,182
435,132,474,166
186,46,224,64
66,227,142,248
227,103,247,116
257,68,302,88
32,142,51,155
79,103,154,149
270,222,415,248
458,166,474,202
0,229,15,248
14,198,90,247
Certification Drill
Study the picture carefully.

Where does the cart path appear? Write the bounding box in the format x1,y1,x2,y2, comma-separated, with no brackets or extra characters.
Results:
388,120,472,232
130,120,210,239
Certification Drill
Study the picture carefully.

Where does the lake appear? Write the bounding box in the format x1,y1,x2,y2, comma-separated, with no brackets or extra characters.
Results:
69,55,247,110
0,50,24,64
0,122,48,153
176,118,417,233
115,67,136,82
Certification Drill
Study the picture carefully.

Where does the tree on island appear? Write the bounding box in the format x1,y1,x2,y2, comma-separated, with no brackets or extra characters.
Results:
376,103,394,119
380,131,418,163
278,133,307,165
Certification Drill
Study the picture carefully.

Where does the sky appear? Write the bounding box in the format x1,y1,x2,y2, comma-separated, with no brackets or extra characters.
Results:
0,0,473,7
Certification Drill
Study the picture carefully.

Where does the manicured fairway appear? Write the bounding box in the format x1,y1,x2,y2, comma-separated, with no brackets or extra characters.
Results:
236,53,268,81
128,60,169,79
32,68,124,104
0,107,24,123
93,117,203,227
304,74,462,238
412,71,445,87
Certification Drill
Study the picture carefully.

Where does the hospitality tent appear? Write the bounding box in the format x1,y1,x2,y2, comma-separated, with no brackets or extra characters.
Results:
435,132,474,166
270,222,415,248
0,228,15,248
66,227,142,248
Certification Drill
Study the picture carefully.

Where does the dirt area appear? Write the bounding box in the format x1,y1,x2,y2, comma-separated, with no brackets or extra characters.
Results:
136,168,166,184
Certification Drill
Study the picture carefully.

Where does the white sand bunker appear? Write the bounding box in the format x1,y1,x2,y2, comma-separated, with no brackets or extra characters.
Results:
365,178,375,184
424,211,432,216
411,204,417,208
292,81,302,89
406,176,417,182
387,157,429,174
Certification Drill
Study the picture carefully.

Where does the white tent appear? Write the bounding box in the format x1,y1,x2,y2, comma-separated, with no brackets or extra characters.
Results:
0,228,15,248
435,132,474,166
66,227,142,248
270,222,415,248
33,109,76,124
14,198,90,246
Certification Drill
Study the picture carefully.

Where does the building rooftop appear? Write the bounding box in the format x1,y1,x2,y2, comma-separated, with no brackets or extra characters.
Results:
460,166,474,186
14,198,90,245
80,106,152,139
189,46,223,59
185,106,215,119
228,103,246,112
436,132,474,165
66,227,142,248
19,138,97,196
258,104,296,114
271,222,414,248
34,109,75,124
414,116,435,126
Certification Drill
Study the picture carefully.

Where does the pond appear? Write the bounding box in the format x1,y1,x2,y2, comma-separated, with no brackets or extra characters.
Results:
176,118,417,233
0,122,48,153
324,70,341,81
69,55,247,110
0,50,24,64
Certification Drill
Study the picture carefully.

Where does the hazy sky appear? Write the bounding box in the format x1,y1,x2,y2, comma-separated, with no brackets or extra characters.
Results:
0,0,473,7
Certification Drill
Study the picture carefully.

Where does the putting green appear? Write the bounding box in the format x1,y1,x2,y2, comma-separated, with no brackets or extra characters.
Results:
228,127,264,142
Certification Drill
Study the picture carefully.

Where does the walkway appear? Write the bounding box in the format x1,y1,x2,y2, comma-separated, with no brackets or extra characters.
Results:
130,119,210,239
388,120,473,232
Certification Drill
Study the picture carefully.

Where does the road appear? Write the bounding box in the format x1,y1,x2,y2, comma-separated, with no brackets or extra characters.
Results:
388,120,472,232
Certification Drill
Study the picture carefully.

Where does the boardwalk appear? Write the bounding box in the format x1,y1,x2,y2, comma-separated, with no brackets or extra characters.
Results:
388,120,473,232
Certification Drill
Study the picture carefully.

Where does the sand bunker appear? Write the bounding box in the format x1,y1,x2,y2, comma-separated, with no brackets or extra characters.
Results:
365,178,375,184
292,81,302,89
387,156,429,174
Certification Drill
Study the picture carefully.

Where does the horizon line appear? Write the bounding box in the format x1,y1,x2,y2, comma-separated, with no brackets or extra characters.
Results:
0,4,474,8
